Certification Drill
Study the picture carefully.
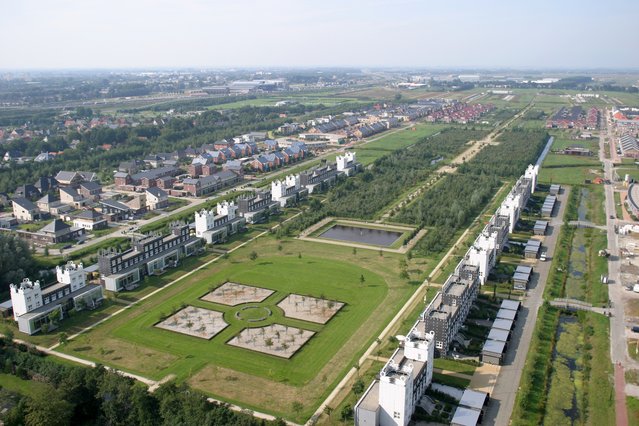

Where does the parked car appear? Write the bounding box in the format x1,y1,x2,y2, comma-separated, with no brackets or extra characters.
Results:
632,326,639,333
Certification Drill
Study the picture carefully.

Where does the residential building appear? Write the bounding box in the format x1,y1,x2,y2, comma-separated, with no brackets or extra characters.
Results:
194,201,246,244
78,181,103,201
54,171,97,186
145,187,169,210
336,151,361,176
271,175,309,207
59,187,87,208
12,198,41,221
182,170,242,197
100,199,133,222
355,323,435,426
73,210,108,231
9,262,103,335
236,191,279,224
98,223,201,292
38,219,84,244
299,162,338,193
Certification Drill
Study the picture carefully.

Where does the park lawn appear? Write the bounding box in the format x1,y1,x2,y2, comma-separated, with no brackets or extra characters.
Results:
0,373,49,395
433,358,476,376
432,372,471,389
539,153,603,185
58,236,419,421
628,396,639,426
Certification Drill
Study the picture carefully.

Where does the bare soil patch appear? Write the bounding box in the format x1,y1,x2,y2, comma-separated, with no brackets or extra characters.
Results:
155,306,228,339
277,294,344,324
227,324,315,358
201,282,274,306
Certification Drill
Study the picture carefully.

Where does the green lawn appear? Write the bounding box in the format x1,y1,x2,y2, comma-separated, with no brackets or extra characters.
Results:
432,372,471,389
628,396,639,426
57,236,419,421
0,373,49,395
433,358,476,376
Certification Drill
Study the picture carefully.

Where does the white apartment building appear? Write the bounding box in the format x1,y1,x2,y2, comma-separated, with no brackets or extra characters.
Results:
194,201,246,244
9,262,104,335
271,175,308,207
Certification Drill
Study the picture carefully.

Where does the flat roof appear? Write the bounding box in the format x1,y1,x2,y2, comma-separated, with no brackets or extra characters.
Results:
501,300,520,311
355,380,380,412
488,328,510,342
496,308,517,321
451,406,481,426
526,239,542,247
492,318,514,331
482,339,506,355
19,284,102,320
513,272,530,282
516,265,533,274
459,388,489,410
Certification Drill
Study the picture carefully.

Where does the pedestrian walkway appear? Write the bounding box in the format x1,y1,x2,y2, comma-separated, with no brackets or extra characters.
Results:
616,362,629,426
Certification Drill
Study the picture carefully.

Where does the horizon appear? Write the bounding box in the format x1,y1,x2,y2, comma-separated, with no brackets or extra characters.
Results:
3,0,639,70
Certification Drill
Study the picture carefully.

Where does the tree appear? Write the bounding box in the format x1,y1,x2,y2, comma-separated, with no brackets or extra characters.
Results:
25,386,73,426
265,338,273,347
400,269,409,280
3,326,14,343
43,246,49,256
249,251,258,261
340,404,353,421
277,244,283,252
291,401,304,417
48,308,61,327
352,247,357,255
298,252,302,259
352,378,365,395
58,332,68,345
324,405,334,418
359,274,365,286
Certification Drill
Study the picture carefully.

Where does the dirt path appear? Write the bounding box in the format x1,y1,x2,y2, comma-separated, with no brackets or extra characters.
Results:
616,362,630,426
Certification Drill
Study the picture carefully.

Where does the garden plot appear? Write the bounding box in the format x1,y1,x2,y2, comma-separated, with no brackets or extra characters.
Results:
202,282,274,306
277,294,344,324
155,306,228,339
227,324,315,358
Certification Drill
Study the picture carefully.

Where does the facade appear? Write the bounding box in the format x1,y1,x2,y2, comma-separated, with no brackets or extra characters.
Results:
98,223,201,292
12,198,41,221
299,162,338,193
236,191,280,224
145,187,169,210
73,210,108,230
182,170,242,197
194,201,246,244
271,175,309,207
9,262,103,335
355,324,435,426
336,151,361,176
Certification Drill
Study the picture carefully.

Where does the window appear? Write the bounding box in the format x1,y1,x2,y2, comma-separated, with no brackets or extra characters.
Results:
436,341,443,349
393,412,400,419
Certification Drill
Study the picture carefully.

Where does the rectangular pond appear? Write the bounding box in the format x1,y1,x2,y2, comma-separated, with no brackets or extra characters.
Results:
319,224,403,247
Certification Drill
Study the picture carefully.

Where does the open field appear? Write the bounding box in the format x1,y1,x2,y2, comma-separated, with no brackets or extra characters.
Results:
57,236,421,421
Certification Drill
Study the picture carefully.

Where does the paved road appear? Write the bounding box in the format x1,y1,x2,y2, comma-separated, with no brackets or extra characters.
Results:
599,109,635,423
484,186,570,426
568,220,608,231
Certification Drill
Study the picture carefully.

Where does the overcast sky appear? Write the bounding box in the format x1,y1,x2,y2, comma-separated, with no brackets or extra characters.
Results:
2,0,638,70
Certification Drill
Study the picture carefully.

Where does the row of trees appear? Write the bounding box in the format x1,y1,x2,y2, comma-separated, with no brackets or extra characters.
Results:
399,128,550,255
0,337,285,426
279,128,489,236
0,233,40,298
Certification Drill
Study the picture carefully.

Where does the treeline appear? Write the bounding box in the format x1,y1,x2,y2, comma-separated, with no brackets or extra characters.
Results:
398,129,549,255
279,128,488,235
0,100,371,195
0,233,41,298
0,337,285,426
396,174,501,254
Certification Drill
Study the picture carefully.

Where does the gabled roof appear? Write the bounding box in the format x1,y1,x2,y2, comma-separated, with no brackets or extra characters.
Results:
60,187,80,198
37,193,57,204
12,197,37,211
40,219,70,234
146,187,167,198
100,199,131,211
74,209,104,221
79,181,102,191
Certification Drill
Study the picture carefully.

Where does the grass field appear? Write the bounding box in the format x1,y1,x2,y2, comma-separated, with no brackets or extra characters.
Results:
628,396,639,426
0,373,49,395
354,123,450,166
58,236,421,421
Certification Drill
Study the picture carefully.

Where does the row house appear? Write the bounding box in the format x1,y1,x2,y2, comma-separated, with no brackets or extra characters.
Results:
54,171,97,187
97,223,201,292
271,175,309,207
114,166,180,191
351,122,387,139
299,162,338,193
182,170,242,197
194,201,246,244
10,262,104,335
236,191,280,224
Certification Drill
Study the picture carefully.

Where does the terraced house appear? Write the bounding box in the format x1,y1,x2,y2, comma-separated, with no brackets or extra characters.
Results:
97,223,201,292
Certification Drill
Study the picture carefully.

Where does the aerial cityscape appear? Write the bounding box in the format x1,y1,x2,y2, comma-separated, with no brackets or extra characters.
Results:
1,1,639,425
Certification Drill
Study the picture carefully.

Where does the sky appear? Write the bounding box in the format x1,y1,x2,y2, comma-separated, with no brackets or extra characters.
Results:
2,0,639,70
